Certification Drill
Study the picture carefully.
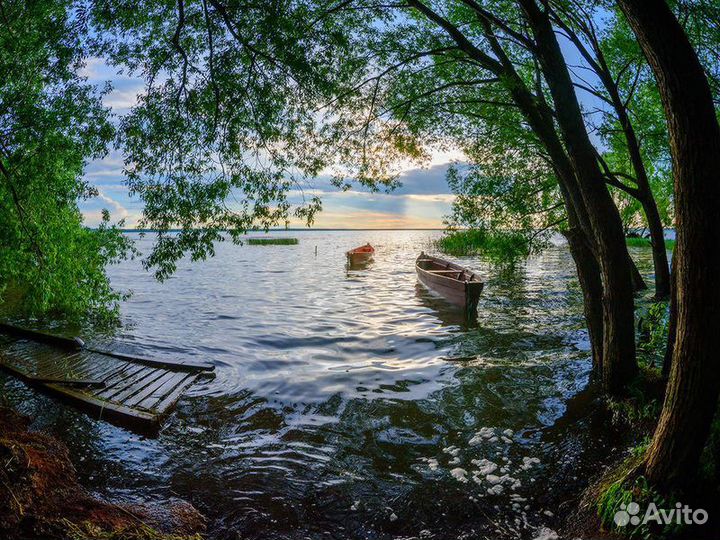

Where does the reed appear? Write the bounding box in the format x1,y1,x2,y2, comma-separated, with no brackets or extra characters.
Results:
247,237,299,245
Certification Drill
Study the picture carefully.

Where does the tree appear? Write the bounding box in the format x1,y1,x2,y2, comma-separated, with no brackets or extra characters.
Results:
551,0,671,298
617,0,720,490
0,0,130,324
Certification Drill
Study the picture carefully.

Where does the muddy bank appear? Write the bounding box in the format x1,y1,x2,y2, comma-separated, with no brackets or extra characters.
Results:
0,406,205,540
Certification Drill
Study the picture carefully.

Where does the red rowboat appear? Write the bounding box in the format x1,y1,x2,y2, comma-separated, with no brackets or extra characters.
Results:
346,243,375,262
416,252,484,316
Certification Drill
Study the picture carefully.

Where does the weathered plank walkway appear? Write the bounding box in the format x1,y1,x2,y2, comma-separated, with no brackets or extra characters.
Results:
0,323,214,434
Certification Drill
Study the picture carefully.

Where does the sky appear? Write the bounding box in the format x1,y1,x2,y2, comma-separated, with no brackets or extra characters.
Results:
78,58,463,230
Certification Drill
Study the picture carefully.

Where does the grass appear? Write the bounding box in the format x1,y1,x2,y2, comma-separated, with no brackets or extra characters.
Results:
435,230,486,256
63,521,203,540
625,237,675,250
246,237,298,245
597,474,680,539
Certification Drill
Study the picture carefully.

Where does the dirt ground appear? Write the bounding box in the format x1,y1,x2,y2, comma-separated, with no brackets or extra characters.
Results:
0,406,206,540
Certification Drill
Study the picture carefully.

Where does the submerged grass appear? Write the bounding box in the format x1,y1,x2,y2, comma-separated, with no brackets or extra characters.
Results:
247,237,298,245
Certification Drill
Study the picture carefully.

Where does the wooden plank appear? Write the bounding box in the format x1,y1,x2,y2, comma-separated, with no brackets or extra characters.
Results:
94,364,147,393
31,377,105,388
76,352,124,378
36,353,87,380
95,366,159,401
44,383,159,432
37,351,83,373
153,374,198,416
110,368,169,405
135,371,190,411
85,347,214,372
0,327,204,434
124,370,184,408
0,361,102,387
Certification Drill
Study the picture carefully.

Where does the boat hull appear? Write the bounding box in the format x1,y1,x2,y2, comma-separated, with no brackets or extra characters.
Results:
346,244,375,263
415,253,483,316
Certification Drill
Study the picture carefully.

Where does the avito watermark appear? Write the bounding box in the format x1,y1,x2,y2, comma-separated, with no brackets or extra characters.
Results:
614,501,708,528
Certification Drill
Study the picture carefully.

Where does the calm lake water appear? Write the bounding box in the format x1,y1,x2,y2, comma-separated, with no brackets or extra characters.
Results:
1,230,656,539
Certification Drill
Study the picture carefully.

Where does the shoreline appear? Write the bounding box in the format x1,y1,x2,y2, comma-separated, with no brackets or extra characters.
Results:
0,406,205,540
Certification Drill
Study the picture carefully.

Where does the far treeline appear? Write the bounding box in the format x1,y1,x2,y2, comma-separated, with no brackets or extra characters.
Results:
1,0,719,533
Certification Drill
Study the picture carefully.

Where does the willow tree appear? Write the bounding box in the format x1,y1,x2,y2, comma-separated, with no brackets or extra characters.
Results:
617,0,720,491
0,0,129,323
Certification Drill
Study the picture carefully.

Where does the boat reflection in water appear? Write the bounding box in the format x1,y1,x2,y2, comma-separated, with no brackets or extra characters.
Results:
414,283,479,329
346,257,374,272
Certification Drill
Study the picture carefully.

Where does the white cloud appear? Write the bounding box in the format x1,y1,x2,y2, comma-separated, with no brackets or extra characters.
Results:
96,190,129,220
103,87,143,110
403,193,456,203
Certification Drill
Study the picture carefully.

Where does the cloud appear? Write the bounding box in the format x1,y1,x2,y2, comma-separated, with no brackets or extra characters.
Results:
302,210,443,229
103,84,144,111
403,193,456,203
96,190,130,220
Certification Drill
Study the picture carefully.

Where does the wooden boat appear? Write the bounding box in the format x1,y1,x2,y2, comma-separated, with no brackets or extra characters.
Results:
346,243,375,262
415,252,484,316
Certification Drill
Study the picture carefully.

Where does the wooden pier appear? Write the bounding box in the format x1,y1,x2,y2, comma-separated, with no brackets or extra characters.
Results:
0,323,214,434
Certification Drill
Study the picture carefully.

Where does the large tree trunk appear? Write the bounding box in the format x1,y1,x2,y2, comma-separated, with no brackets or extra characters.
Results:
662,249,677,380
629,255,647,293
520,0,638,396
618,0,720,490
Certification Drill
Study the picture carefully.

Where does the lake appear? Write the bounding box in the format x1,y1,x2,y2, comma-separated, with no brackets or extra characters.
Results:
0,230,654,539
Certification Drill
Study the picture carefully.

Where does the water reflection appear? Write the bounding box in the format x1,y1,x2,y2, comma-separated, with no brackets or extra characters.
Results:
345,257,374,272
415,283,479,330
0,231,658,539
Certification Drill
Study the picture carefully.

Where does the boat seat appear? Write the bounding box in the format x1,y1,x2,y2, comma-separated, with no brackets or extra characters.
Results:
428,269,463,273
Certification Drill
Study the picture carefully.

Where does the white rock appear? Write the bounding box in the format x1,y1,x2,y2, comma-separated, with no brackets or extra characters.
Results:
502,429,514,437
486,474,502,484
